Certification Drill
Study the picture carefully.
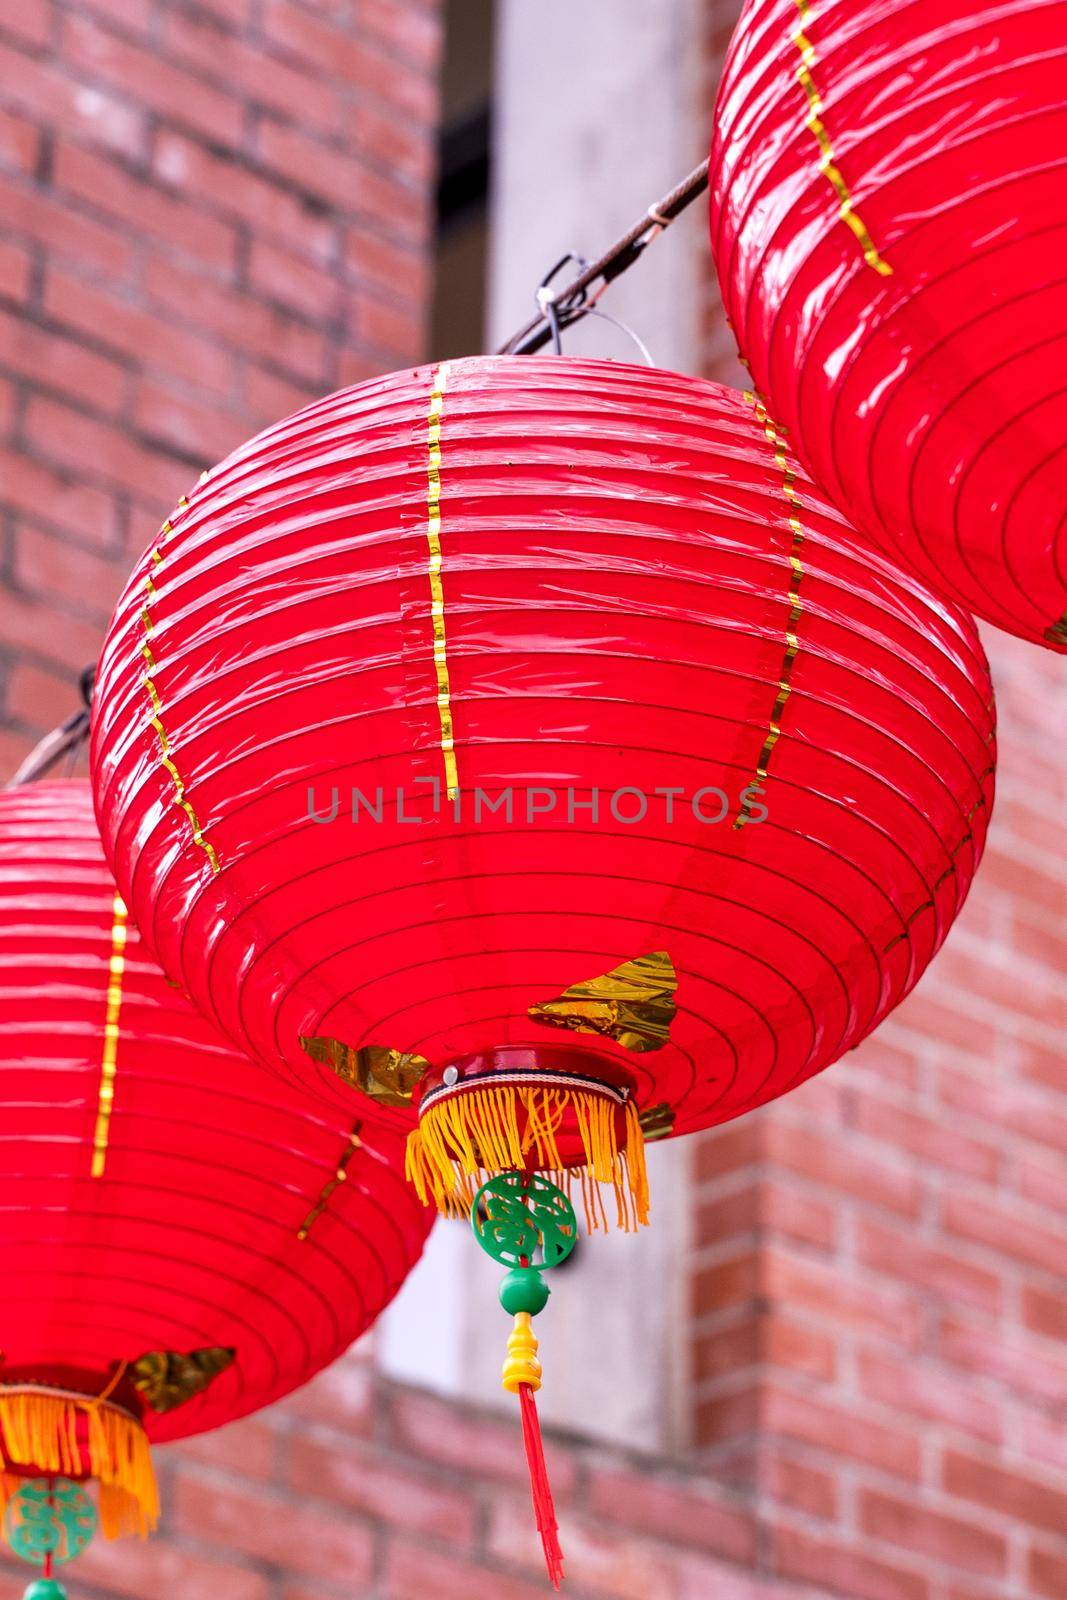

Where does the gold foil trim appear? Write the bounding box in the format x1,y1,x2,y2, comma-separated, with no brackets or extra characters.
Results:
130,1347,235,1414
791,0,892,277
638,1102,676,1142
1045,612,1067,648
736,391,806,830
91,893,128,1179
528,951,677,1053
297,1124,363,1240
425,359,459,799
299,1036,429,1107
139,496,220,874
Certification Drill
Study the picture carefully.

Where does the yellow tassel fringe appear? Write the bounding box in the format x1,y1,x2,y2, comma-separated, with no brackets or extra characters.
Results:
406,1083,650,1232
0,1387,159,1540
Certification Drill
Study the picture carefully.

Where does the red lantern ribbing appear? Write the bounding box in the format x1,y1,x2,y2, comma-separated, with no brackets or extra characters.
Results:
0,781,431,1559
90,356,997,1228
710,0,1067,651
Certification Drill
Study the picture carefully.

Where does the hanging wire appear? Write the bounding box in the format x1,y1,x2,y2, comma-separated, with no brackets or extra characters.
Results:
8,664,96,787
498,158,710,358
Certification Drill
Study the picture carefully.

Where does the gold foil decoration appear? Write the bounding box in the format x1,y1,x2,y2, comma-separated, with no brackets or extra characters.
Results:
528,951,677,1053
638,1102,676,1142
299,1036,429,1107
791,0,892,277
91,893,128,1179
424,360,459,799
735,391,806,831
297,1124,363,1240
1045,613,1067,648
130,1347,235,1414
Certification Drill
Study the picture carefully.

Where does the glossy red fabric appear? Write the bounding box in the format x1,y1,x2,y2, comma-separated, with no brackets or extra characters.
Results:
0,781,431,1444
710,0,1067,651
91,357,996,1145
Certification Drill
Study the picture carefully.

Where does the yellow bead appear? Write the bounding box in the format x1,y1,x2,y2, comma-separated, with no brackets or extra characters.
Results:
501,1311,542,1395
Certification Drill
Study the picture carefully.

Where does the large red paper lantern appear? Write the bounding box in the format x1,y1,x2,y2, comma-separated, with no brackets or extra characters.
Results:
89,356,997,1228
710,0,1067,651
0,780,430,1558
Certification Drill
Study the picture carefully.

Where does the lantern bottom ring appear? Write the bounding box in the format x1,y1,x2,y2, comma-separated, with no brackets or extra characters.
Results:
406,1061,649,1234
0,1381,158,1543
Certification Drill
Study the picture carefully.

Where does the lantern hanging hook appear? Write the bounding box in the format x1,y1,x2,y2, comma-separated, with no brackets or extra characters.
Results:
499,157,709,357
7,664,96,788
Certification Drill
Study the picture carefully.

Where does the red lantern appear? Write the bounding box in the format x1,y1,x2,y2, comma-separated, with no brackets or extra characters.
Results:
0,780,430,1557
710,0,1067,651
89,356,997,1228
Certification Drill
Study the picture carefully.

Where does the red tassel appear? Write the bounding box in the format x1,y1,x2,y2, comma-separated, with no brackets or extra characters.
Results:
519,1381,564,1589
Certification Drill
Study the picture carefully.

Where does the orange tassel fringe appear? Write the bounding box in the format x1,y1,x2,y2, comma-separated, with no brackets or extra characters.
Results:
406,1083,649,1232
0,1386,159,1539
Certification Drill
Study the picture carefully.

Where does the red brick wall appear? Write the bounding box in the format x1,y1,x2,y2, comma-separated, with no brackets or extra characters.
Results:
0,0,439,772
4,5,1067,1600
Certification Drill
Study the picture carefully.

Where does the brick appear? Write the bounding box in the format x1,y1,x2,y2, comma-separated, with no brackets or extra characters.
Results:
281,1352,376,1431
262,0,437,118
47,267,224,392
384,1539,551,1600
0,302,129,413
942,1448,1067,1536
488,1495,676,1600
173,1414,278,1481
0,0,53,51
152,130,336,261
247,237,341,323
0,239,33,303
353,285,424,357
762,1387,922,1480
257,119,422,237
54,142,238,272
162,9,343,137
0,38,142,157
143,255,329,383
763,1247,919,1345
14,522,128,618
763,1119,921,1217
586,1466,756,1565
24,393,194,506
692,1120,765,1185
941,1187,1067,1277
286,1432,477,1546
848,1089,1000,1181
5,659,78,728
691,1250,760,1317
242,362,321,427
773,1526,929,1600
857,1349,1002,1445
388,1386,579,1496
134,377,248,462
938,1314,1067,1405
62,12,245,147
859,1489,1006,1576
763,1451,838,1519
172,1470,376,1583
358,0,442,70
0,106,39,175
345,227,428,304
73,1535,271,1600
0,169,135,281
0,444,119,546
1030,1545,1067,1600
855,1216,1002,1315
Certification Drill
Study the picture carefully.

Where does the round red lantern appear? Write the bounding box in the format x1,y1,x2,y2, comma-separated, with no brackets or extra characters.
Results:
710,0,1067,651
89,356,997,1230
0,780,430,1564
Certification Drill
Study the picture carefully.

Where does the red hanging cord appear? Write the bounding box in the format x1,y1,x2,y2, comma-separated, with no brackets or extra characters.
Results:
518,1380,564,1589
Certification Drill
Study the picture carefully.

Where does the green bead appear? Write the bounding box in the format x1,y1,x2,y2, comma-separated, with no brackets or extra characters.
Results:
23,1581,68,1600
499,1266,550,1316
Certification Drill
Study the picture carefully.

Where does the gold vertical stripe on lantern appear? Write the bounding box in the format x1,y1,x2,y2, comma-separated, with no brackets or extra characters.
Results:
735,392,806,830
790,0,892,277
91,892,128,1179
424,360,459,799
139,498,220,874
296,1124,363,1240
